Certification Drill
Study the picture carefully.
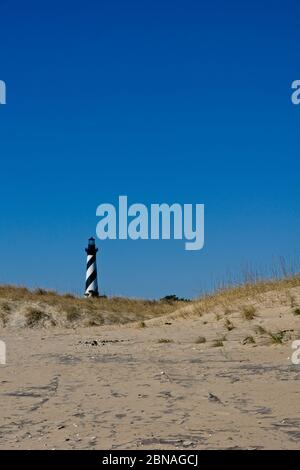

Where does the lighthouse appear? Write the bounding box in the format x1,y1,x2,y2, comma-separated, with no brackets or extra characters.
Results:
85,237,99,297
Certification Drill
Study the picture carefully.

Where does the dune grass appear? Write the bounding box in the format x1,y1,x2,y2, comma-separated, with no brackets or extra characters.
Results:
0,275,299,329
0,285,186,328
185,276,300,319
241,305,257,321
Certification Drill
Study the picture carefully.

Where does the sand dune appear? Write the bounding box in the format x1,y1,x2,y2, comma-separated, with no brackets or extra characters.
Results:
1,278,300,449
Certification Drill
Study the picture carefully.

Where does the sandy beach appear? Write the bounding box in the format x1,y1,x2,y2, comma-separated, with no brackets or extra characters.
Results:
1,281,300,450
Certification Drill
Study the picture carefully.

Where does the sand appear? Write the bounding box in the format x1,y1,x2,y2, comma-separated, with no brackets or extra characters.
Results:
1,287,300,450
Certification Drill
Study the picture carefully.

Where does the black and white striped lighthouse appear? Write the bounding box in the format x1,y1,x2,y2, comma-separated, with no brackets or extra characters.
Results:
85,237,99,297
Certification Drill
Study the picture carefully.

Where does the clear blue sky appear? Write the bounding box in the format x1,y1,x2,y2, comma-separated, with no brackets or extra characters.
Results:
0,0,300,298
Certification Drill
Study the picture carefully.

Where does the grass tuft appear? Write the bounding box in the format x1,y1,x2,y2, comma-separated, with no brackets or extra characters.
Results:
241,305,256,320
212,338,225,347
224,318,235,331
268,331,285,345
212,340,223,348
195,336,206,344
25,308,48,327
242,335,255,345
